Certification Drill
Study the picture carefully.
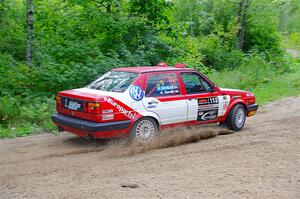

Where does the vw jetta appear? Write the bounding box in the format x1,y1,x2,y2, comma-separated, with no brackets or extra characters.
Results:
52,63,258,143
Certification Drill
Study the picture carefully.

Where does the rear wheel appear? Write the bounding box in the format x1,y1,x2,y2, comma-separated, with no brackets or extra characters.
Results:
130,117,158,144
226,104,246,131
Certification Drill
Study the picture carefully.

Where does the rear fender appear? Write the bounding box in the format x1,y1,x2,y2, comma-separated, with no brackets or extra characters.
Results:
129,111,161,129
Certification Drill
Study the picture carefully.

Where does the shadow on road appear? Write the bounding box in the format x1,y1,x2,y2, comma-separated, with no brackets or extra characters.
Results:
62,136,111,147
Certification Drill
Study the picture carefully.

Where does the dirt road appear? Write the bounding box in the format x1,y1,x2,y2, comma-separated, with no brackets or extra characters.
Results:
1,97,300,199
286,48,300,58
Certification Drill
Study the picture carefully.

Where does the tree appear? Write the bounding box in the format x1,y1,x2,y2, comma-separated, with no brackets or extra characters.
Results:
26,0,34,65
236,0,250,50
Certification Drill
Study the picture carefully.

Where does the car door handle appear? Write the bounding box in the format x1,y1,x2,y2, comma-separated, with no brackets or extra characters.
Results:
148,101,158,105
188,98,196,101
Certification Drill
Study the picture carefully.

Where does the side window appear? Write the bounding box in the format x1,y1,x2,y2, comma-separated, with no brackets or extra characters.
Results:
146,73,181,97
180,73,212,94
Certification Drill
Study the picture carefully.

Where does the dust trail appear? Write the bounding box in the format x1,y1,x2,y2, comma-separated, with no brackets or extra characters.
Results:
103,126,233,158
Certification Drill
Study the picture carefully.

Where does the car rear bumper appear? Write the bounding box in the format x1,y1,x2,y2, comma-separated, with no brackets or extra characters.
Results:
246,104,258,116
51,113,131,132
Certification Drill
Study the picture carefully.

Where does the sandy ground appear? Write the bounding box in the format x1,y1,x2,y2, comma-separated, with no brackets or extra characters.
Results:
0,97,300,199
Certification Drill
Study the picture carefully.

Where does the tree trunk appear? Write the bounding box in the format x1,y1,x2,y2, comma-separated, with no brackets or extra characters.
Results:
0,0,6,29
236,0,250,50
26,0,34,66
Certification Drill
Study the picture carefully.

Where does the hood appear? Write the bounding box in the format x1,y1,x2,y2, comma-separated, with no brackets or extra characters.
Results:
220,88,246,93
219,87,248,98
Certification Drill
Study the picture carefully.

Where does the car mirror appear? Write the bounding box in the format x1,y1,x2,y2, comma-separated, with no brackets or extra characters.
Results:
213,86,220,92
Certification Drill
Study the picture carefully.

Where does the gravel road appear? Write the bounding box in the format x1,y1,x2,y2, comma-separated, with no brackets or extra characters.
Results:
286,48,300,57
1,97,300,199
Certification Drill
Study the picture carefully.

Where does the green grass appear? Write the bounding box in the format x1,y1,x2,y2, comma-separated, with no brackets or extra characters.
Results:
0,97,57,138
208,58,300,105
282,33,300,51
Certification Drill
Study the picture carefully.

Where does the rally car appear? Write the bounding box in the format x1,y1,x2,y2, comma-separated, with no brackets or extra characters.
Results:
52,63,258,143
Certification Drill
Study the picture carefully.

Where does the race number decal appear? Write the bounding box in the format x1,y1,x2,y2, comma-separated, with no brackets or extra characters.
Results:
197,97,219,121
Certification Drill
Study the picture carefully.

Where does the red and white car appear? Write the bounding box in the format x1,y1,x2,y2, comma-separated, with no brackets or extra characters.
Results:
52,63,258,143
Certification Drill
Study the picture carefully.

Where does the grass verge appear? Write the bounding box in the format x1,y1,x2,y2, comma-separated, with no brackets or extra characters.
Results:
208,55,300,105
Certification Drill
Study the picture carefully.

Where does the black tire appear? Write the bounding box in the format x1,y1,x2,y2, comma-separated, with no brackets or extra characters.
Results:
130,117,158,144
226,104,246,131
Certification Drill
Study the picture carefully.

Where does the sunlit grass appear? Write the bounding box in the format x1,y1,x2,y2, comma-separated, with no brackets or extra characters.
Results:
208,59,300,105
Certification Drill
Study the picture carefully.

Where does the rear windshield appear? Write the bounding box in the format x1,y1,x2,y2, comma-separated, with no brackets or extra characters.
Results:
87,71,138,92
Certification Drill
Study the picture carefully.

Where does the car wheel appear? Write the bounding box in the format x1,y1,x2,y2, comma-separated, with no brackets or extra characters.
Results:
130,117,158,144
226,104,246,131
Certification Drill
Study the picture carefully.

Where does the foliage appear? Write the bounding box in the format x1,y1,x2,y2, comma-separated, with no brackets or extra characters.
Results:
277,0,300,33
243,0,283,55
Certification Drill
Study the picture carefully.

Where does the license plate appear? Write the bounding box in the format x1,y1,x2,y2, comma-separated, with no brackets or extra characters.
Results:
62,97,83,111
68,101,81,110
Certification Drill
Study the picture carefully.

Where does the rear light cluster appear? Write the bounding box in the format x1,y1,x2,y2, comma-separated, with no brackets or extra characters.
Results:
87,103,101,114
55,95,101,114
56,96,62,107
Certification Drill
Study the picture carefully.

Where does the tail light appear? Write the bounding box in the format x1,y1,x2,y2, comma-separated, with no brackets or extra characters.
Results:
87,102,101,114
56,96,62,107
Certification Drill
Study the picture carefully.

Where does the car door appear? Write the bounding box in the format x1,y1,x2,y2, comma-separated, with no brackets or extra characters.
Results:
141,72,188,125
180,72,229,123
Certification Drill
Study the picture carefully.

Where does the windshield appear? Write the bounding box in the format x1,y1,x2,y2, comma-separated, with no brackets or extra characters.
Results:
87,71,138,92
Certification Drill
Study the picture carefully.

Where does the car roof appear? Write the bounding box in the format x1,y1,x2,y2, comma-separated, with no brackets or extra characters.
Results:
112,66,195,73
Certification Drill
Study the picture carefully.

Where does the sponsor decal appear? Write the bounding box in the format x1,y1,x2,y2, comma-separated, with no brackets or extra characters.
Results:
198,99,208,104
104,97,136,119
197,97,219,121
102,109,113,114
232,95,242,99
129,85,144,101
198,97,219,106
198,110,218,121
222,95,230,113
102,114,114,121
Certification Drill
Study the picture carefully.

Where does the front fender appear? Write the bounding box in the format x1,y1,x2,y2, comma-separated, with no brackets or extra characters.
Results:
223,99,247,120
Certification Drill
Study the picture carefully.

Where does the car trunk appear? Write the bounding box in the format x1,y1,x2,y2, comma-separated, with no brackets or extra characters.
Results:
56,89,104,122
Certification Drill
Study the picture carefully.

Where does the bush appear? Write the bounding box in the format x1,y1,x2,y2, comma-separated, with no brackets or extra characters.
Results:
199,34,244,70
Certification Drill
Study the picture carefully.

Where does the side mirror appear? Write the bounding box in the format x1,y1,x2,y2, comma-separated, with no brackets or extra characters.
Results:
213,86,220,92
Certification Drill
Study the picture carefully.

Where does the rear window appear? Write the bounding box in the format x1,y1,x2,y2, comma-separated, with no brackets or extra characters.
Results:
87,71,138,92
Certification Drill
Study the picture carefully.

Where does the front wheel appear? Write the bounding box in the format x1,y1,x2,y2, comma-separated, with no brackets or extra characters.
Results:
226,104,246,131
130,117,158,144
